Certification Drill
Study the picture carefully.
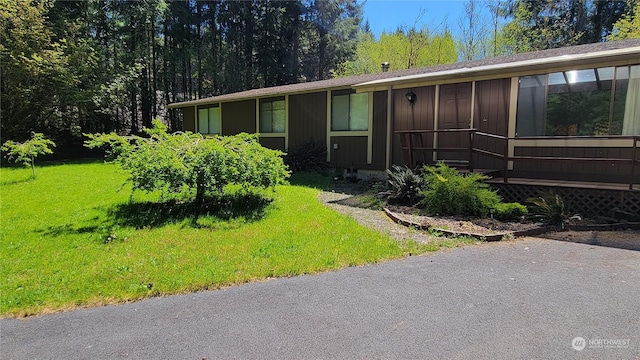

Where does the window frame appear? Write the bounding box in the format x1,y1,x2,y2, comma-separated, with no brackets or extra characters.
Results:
514,64,640,137
197,104,221,135
259,97,286,134
330,90,370,132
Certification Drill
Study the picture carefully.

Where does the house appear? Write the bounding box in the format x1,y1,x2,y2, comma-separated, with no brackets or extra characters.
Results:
168,39,640,217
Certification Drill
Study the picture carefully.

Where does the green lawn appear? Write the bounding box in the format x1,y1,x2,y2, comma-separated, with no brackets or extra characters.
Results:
1,162,435,317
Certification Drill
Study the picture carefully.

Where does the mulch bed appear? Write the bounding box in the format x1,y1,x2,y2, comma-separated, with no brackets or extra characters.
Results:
323,180,640,242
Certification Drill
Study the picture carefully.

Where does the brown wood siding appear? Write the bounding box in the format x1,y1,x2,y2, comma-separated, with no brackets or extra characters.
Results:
512,146,640,184
259,137,286,152
182,107,196,132
371,90,387,169
288,92,327,150
221,100,256,135
330,136,369,169
438,82,472,161
473,78,510,170
392,86,436,167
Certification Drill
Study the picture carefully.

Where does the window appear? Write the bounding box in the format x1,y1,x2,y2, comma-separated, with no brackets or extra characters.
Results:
197,106,221,135
331,92,369,131
259,98,285,133
515,65,640,136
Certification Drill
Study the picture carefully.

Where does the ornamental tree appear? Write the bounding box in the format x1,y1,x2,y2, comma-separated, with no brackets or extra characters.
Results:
2,132,56,179
84,120,289,203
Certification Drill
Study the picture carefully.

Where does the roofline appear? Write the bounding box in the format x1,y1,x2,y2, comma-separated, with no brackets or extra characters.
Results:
166,84,355,109
353,46,640,89
168,43,640,109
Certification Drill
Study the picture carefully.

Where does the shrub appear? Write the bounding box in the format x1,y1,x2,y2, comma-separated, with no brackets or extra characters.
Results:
492,202,528,221
419,163,500,217
284,140,328,173
85,120,290,203
1,132,56,179
386,165,426,205
527,192,567,229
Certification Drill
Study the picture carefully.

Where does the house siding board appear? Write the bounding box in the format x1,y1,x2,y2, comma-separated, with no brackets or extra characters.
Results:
330,136,370,169
512,146,640,183
288,92,327,149
372,90,388,168
259,137,286,151
392,86,436,167
183,107,196,132
221,100,256,135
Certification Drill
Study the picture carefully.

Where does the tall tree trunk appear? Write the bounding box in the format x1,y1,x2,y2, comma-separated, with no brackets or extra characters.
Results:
196,3,202,98
317,28,327,80
151,17,158,119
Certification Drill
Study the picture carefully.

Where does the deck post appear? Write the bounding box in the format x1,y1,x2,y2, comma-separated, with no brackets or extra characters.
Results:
407,133,414,168
503,137,509,183
468,130,474,172
631,136,638,190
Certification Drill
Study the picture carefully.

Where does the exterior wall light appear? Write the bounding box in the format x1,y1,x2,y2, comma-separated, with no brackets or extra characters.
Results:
406,91,416,104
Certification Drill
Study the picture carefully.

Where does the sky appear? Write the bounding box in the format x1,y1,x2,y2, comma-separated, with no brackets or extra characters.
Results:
361,0,470,38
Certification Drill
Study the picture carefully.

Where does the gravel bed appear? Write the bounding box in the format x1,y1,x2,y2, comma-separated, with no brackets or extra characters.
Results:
317,191,437,244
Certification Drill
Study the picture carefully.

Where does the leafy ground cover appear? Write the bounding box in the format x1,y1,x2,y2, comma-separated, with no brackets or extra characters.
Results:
1,162,431,317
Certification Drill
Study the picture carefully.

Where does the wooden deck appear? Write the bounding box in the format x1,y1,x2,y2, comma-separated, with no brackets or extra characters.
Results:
485,177,640,192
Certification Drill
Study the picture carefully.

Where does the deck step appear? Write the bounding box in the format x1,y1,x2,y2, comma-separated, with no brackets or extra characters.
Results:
439,159,469,167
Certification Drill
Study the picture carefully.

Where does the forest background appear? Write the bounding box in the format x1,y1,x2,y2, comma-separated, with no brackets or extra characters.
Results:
1,0,639,152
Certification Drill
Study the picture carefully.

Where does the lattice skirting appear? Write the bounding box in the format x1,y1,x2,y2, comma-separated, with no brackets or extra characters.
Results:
490,183,640,218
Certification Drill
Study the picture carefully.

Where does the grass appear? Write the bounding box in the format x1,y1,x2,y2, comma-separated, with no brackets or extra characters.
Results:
1,162,439,317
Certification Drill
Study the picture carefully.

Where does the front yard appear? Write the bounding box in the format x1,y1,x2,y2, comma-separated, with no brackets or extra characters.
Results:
1,162,436,317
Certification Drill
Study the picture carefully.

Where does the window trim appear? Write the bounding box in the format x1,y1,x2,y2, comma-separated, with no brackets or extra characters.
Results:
258,96,286,135
514,64,638,137
197,104,221,135
330,90,370,132
326,89,374,165
256,96,288,151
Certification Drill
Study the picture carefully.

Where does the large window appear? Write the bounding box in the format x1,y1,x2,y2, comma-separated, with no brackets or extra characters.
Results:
198,106,221,135
331,92,369,131
259,98,286,133
515,65,640,136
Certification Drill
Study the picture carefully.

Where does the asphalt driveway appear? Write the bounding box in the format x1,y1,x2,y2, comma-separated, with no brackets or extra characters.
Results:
2,237,639,359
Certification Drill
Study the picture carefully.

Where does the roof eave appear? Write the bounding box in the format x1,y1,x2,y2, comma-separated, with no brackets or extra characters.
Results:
353,46,640,89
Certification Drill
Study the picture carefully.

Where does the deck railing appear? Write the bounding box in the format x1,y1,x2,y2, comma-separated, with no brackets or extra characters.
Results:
395,129,640,190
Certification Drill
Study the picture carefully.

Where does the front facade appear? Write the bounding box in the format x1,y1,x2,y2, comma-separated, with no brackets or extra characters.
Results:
169,39,640,189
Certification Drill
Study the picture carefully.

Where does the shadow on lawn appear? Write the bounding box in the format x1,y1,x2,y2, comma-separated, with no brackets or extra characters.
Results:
37,193,273,241
109,193,273,229
0,176,33,186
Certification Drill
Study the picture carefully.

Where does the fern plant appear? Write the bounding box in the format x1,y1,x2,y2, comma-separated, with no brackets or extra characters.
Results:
527,192,567,229
283,140,328,173
386,165,426,206
419,163,500,217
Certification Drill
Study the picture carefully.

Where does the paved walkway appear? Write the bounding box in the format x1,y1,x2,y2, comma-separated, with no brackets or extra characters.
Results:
3,237,639,359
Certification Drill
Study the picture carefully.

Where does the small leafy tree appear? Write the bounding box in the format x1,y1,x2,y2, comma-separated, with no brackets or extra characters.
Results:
1,132,56,179
85,120,289,203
